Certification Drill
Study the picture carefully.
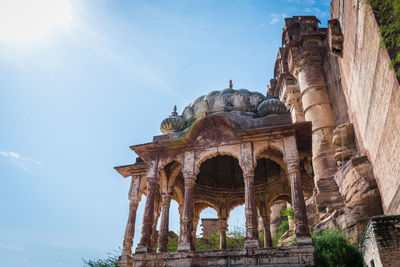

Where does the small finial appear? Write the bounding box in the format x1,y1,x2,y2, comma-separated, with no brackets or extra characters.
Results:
171,105,178,116
229,80,233,89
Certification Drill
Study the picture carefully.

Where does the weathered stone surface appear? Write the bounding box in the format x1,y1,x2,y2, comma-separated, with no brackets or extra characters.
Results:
133,246,314,267
331,0,400,214
332,123,356,163
315,156,383,244
360,215,400,267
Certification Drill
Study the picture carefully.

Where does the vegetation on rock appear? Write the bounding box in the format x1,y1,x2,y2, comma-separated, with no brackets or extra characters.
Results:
367,0,400,78
312,229,363,267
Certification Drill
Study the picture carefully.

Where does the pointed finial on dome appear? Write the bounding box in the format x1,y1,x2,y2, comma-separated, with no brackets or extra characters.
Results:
229,80,233,89
171,105,178,116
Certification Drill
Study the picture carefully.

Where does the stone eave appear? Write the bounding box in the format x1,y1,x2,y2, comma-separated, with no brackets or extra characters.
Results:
237,120,310,136
114,162,146,178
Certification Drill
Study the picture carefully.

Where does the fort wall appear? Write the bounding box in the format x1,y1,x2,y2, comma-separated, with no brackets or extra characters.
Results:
331,0,400,214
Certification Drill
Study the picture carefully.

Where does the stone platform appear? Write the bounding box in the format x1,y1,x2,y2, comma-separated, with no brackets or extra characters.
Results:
132,246,315,267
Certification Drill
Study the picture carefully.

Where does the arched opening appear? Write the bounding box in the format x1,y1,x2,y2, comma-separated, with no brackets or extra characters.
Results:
195,155,247,250
268,198,293,247
196,207,219,251
227,204,245,249
196,155,243,189
254,158,282,185
159,199,180,252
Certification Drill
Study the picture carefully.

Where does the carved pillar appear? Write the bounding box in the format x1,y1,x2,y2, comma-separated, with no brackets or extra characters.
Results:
280,77,305,123
292,52,341,211
244,174,259,248
260,215,272,248
118,200,139,266
218,218,228,249
177,173,195,251
192,214,200,250
283,136,311,245
150,198,161,252
118,176,141,267
258,198,272,248
241,142,259,248
136,178,158,253
157,193,172,252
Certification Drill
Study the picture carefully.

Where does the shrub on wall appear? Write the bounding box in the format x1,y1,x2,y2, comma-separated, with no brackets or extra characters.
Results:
367,0,400,79
312,229,363,267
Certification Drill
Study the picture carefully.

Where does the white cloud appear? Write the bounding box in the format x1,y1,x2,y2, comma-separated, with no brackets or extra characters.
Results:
0,150,43,174
0,243,24,251
304,7,329,18
50,242,76,249
269,13,287,25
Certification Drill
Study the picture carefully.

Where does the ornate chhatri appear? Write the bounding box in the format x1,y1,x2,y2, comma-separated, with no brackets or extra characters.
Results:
115,80,314,266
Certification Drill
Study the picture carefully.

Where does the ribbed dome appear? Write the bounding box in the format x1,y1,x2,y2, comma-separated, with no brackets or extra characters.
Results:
182,88,266,122
160,106,185,134
257,97,287,117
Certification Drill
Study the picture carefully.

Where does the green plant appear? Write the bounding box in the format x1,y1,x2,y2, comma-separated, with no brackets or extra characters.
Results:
281,207,294,220
196,230,220,251
258,232,264,248
226,226,246,249
366,0,400,78
312,229,363,267
167,235,178,252
82,248,120,267
272,220,289,247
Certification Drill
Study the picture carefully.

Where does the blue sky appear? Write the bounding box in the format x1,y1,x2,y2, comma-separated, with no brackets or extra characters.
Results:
0,0,330,266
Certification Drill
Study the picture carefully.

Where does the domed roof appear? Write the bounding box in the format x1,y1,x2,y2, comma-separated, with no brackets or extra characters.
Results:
182,88,266,122
257,97,287,117
160,86,289,134
160,106,185,134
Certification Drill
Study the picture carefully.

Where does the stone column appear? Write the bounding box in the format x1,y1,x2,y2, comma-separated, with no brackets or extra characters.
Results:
136,178,158,253
177,173,195,251
118,199,139,266
260,215,272,248
150,206,161,252
218,218,228,249
192,215,200,250
157,193,172,252
243,174,259,248
293,53,341,211
118,175,142,267
283,136,311,245
241,142,259,248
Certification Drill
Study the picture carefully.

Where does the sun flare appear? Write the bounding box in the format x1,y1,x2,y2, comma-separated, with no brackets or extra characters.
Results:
0,0,72,44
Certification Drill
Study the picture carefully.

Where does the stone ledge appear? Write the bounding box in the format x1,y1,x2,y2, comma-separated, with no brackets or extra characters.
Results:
132,246,315,267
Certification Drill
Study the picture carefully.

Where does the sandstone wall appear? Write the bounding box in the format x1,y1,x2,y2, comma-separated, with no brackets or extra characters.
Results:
360,215,400,267
331,0,400,214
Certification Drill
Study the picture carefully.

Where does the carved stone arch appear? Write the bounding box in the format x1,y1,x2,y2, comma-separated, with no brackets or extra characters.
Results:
194,150,242,177
255,145,287,176
266,194,292,210
172,184,184,208
195,199,219,213
158,159,183,194
226,201,245,222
